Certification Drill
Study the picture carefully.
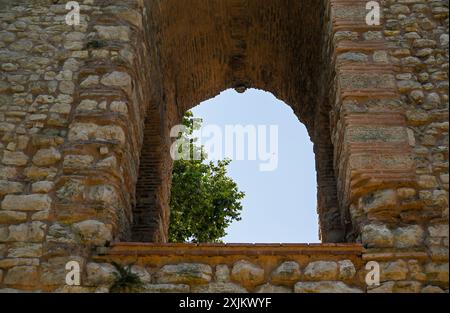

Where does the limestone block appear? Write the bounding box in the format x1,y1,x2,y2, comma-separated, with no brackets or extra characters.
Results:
94,26,130,41
131,265,152,284
87,185,118,205
68,123,126,145
7,222,46,242
157,263,212,285
31,181,54,193
425,263,449,283
270,261,301,285
428,224,449,238
2,151,28,166
0,226,8,242
294,281,362,293
23,166,57,181
4,266,39,286
192,282,247,293
303,261,338,280
359,190,398,213
7,243,42,258
0,180,24,196
76,99,98,112
41,256,85,286
367,281,395,293
32,147,62,166
362,224,394,248
215,264,230,283
110,101,128,114
47,223,77,244
0,211,27,224
231,260,265,286
394,225,424,248
338,260,356,280
143,284,190,293
1,194,52,211
393,281,422,293
101,71,132,91
0,258,39,268
73,220,112,246
63,155,94,169
380,260,409,281
50,101,72,113
421,285,445,293
80,75,99,88
255,283,292,293
86,262,117,286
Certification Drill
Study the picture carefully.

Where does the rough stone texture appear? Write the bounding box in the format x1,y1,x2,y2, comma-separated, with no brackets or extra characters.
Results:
231,260,265,287
4,266,38,286
270,261,302,285
192,282,248,293
130,265,152,284
1,194,51,212
41,256,84,287
303,261,338,280
294,281,363,293
215,264,230,283
143,284,190,293
362,224,395,248
255,283,292,293
156,263,212,285
380,260,409,281
338,260,356,280
0,0,448,293
72,220,112,246
85,263,118,287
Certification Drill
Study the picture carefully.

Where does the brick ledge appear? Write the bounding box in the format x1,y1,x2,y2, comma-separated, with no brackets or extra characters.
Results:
95,243,363,257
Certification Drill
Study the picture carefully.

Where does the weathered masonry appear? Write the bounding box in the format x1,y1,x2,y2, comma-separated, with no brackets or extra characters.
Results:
0,0,448,293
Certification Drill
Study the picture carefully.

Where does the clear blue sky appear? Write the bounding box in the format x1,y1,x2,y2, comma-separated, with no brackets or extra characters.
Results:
191,88,320,243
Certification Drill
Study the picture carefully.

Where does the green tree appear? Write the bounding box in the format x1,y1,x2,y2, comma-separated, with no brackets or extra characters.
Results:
169,111,245,243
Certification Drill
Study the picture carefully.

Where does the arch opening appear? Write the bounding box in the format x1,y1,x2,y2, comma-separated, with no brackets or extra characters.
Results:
129,0,350,243
185,88,321,243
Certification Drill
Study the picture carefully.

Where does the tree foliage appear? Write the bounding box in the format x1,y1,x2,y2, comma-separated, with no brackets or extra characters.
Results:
169,111,245,243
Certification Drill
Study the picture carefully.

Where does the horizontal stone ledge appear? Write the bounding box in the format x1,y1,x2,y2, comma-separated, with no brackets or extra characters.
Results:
344,143,412,154
336,41,389,53
338,64,398,73
332,20,384,32
347,172,417,194
340,90,400,100
78,89,127,98
94,243,363,257
343,112,407,127
362,250,429,261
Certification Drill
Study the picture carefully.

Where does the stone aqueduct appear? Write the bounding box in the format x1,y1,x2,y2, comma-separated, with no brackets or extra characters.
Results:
0,0,448,292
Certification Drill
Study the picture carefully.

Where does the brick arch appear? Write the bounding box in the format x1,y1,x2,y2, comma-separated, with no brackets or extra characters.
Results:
131,0,346,243
1,0,447,292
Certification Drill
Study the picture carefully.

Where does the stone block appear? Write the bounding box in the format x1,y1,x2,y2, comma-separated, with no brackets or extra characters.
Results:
1,194,52,211
270,261,301,285
157,263,212,285
231,260,265,286
294,281,362,293
4,266,39,286
73,220,112,246
303,261,338,280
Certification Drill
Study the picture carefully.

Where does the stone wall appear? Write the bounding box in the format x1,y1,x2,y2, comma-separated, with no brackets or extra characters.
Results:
0,0,448,293
60,243,366,293
326,0,449,293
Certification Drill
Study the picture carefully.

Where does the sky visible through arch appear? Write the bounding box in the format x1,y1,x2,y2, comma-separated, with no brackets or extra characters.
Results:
191,88,320,243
